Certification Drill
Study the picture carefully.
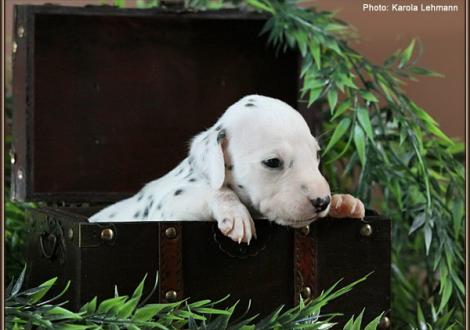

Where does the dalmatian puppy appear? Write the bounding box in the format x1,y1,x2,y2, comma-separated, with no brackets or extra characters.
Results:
89,95,365,244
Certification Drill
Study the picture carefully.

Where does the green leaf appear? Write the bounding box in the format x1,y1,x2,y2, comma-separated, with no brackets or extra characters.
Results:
118,297,140,319
399,39,415,68
424,224,432,255
417,303,426,330
323,118,351,155
10,265,27,297
359,90,379,103
309,40,321,69
364,313,384,330
133,304,168,322
113,0,126,7
30,277,58,304
408,213,426,235
80,296,97,314
351,309,364,330
97,296,128,315
327,89,338,112
356,107,375,142
307,87,323,107
131,274,147,301
46,306,82,320
353,125,366,166
59,324,93,330
332,99,352,120
438,281,453,313
409,66,444,77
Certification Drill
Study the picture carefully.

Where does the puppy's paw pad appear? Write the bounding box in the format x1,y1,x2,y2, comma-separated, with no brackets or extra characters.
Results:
329,194,365,219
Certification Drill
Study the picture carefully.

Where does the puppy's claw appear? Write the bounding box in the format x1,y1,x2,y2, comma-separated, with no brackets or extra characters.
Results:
329,194,365,219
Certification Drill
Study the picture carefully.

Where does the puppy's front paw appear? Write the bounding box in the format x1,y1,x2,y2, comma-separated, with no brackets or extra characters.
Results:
217,206,256,245
329,194,365,219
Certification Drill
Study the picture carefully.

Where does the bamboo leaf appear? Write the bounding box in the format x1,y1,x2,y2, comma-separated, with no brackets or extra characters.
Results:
364,313,384,330
30,277,58,304
359,90,379,103
356,107,375,142
438,281,453,314
353,125,366,166
327,89,338,113
309,40,321,69
332,99,352,120
409,66,444,77
399,39,415,68
10,265,27,297
323,118,351,155
409,213,426,235
424,224,432,255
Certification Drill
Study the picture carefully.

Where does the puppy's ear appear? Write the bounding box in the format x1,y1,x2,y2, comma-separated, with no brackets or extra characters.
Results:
189,126,226,189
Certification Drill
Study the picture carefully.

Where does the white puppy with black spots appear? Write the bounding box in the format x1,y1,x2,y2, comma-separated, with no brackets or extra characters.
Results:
90,95,365,244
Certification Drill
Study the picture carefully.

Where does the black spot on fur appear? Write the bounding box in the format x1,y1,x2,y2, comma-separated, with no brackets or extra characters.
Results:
148,200,154,209
226,164,233,171
109,213,116,218
189,178,197,182
238,185,244,189
134,211,141,218
289,160,294,168
157,203,162,210
143,207,149,218
137,193,144,201
217,129,226,142
176,167,184,176
215,125,222,131
188,157,193,165
246,103,255,107
174,189,183,196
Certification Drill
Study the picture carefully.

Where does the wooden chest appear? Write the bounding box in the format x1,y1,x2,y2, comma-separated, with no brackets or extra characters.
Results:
11,4,391,326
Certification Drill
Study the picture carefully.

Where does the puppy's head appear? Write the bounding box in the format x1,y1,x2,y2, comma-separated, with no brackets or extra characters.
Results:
190,95,331,228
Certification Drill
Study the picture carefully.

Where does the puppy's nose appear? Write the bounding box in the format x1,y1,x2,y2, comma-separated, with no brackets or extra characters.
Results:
311,196,330,212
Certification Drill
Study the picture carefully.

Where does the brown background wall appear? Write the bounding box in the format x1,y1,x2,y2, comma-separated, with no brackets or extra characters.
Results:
4,0,466,139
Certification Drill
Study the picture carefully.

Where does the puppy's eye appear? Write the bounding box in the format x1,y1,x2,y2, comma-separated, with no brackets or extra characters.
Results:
262,158,283,169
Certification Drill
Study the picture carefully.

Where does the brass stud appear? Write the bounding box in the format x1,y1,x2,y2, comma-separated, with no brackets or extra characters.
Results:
360,224,373,237
379,316,391,329
17,26,25,38
100,228,114,241
17,169,24,180
165,227,177,239
300,286,312,299
300,225,310,236
13,41,18,54
165,290,178,302
68,228,74,240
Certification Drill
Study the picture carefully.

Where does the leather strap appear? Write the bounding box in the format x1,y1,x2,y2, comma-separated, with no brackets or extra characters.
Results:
159,223,184,302
293,227,317,304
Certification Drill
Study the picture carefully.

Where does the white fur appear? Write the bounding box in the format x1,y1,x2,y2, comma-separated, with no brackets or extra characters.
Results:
90,95,336,244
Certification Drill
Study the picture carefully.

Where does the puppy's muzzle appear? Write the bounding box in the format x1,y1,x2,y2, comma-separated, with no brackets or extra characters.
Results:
310,195,330,212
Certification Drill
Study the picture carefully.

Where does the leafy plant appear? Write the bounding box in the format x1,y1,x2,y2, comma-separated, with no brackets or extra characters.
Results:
169,0,465,327
6,268,382,329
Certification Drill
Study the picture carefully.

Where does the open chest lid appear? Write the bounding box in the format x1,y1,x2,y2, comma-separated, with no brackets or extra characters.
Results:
12,4,300,204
